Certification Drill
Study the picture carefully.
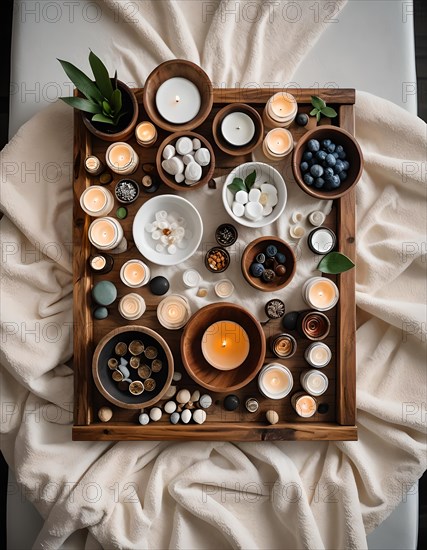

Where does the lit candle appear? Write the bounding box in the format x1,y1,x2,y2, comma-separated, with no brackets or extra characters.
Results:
221,112,255,146
291,392,317,418
89,254,114,274
88,217,125,252
135,121,157,147
258,363,293,399
300,369,329,397
155,77,201,124
307,227,336,255
118,293,146,320
120,259,150,288
201,321,250,370
303,277,339,311
80,186,114,217
305,342,332,368
157,294,191,330
271,333,297,359
105,142,139,175
84,155,104,175
263,128,294,160
263,92,297,128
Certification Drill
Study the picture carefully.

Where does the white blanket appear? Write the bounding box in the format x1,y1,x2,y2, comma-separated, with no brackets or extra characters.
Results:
1,1,426,549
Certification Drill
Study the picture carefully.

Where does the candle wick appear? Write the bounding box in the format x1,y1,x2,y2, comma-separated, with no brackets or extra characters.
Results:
175,95,180,103
236,126,240,130
221,339,226,348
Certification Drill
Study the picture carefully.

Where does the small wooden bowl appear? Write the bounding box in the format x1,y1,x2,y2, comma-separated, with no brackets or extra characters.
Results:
292,125,363,199
143,59,213,132
155,131,215,191
212,103,264,156
181,303,266,392
92,325,174,409
241,236,296,292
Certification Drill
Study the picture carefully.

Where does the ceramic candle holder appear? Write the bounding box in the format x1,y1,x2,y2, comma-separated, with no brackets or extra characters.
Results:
297,311,331,341
291,392,317,418
304,342,332,368
258,363,293,399
88,217,126,252
135,121,157,147
300,369,329,397
262,128,294,160
302,277,339,311
157,294,191,330
105,142,139,175
201,320,250,370
262,91,298,128
80,186,114,217
212,103,264,156
84,155,104,175
271,333,297,359
120,260,151,288
118,293,146,320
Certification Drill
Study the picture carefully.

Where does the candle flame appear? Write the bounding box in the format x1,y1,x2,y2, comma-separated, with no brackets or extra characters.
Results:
175,95,180,102
222,339,227,348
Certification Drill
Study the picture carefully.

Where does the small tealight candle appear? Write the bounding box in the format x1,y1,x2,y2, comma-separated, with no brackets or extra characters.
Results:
305,342,332,368
271,333,297,359
201,321,250,370
302,277,339,311
214,279,234,299
291,392,317,418
105,142,139,175
80,186,114,217
258,363,293,399
118,293,146,320
300,369,329,397
263,128,294,160
157,295,191,330
120,259,150,288
307,227,336,255
135,121,157,147
221,112,255,146
88,217,126,252
84,155,104,175
263,92,298,128
155,77,201,124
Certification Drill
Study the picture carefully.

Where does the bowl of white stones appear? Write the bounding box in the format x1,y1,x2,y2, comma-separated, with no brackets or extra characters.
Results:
132,194,203,266
156,131,215,190
222,162,287,228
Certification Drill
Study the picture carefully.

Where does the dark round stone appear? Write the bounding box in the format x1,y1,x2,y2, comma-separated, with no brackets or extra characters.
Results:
317,403,329,414
261,269,275,283
296,113,309,126
255,252,266,264
150,276,170,296
275,264,286,277
93,306,108,320
224,395,240,411
282,311,299,331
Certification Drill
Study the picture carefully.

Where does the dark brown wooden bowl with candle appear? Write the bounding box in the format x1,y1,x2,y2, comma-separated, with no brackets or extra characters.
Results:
143,59,213,132
212,103,264,156
241,236,297,292
181,303,265,392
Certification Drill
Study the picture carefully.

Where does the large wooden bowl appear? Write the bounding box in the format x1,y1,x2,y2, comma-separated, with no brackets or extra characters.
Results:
92,326,174,409
212,103,264,156
241,236,297,292
292,125,363,199
143,59,213,132
181,303,266,392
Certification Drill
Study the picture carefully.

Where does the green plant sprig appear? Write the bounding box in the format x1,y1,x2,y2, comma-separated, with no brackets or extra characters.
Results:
310,96,338,122
227,170,257,194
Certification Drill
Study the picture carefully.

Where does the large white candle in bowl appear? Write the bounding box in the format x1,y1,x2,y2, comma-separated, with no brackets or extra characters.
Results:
302,277,339,311
155,77,201,124
300,369,329,397
80,186,114,217
258,363,293,399
88,217,124,252
120,259,150,288
201,321,250,370
105,142,139,175
221,112,255,146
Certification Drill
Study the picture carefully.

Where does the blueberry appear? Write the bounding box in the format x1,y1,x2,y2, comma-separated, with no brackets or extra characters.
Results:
303,174,314,186
315,150,327,161
342,160,350,171
339,171,348,181
300,161,309,173
334,160,344,174
314,177,325,189
310,164,324,178
333,152,339,159
296,113,309,126
307,158,316,167
255,252,266,264
250,262,264,277
275,252,286,264
329,175,341,189
307,139,320,152
302,151,313,162
338,150,347,160
326,142,336,153
266,245,278,257
321,139,331,149
336,145,346,159
324,167,334,178
325,153,336,167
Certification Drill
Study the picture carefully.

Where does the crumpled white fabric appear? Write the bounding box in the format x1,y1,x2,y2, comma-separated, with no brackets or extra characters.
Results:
1,1,426,549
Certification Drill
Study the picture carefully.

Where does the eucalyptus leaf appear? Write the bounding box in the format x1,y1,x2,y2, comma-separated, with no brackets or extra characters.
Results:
89,50,114,100
57,59,103,103
227,177,246,194
317,252,355,274
321,106,338,118
316,111,321,122
311,95,326,110
310,108,319,116
60,96,102,114
92,113,116,125
244,170,256,189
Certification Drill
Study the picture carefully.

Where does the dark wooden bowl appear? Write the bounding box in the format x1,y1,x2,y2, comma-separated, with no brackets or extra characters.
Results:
241,236,296,292
155,131,215,191
92,325,174,409
143,59,213,132
212,103,264,156
292,125,363,199
181,303,266,392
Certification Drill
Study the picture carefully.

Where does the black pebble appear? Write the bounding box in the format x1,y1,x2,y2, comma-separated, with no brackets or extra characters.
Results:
224,394,240,411
296,113,309,126
150,276,170,296
317,403,329,414
282,311,299,331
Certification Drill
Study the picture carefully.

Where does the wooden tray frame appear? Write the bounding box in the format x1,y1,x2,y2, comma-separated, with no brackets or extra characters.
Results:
72,88,357,441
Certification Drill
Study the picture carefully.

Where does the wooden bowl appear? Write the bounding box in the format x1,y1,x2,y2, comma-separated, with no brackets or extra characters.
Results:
181,303,266,392
212,103,264,156
143,59,213,132
292,125,363,199
241,236,296,292
155,131,215,191
92,325,174,409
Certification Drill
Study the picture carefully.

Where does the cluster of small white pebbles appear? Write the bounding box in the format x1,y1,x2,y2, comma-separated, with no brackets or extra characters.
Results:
145,210,191,255
232,183,278,221
161,137,211,186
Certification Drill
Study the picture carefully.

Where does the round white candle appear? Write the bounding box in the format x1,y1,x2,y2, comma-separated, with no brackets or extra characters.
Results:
80,186,114,217
118,293,146,320
84,155,104,175
90,255,106,271
303,277,339,311
258,363,293,399
88,217,124,251
214,279,234,299
291,392,317,418
263,128,293,160
120,260,150,288
157,295,191,330
308,228,335,254
201,320,249,370
221,112,255,146
300,369,328,396
305,342,332,368
105,142,139,175
135,121,157,146
155,77,201,124
268,92,297,121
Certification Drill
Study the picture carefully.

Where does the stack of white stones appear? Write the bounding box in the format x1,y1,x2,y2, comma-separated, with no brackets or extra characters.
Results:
161,136,211,186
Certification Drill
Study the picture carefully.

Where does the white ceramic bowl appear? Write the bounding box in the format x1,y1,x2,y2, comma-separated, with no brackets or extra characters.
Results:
132,195,203,266
222,162,287,228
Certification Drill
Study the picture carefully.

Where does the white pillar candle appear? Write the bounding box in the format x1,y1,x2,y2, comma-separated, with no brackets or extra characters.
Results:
263,92,297,128
80,186,114,217
258,363,293,399
300,369,329,396
302,277,339,311
157,294,191,330
105,142,139,175
118,293,146,320
221,112,255,146
201,321,250,370
155,77,201,124
120,260,150,288
291,392,317,418
263,128,294,160
304,342,332,368
135,121,157,146
88,217,125,252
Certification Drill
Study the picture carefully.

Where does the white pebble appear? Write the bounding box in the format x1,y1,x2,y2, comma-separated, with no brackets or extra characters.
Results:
162,144,175,160
175,136,193,155
120,357,128,366
193,409,207,425
232,201,245,217
199,394,212,409
262,205,273,216
145,223,155,233
266,410,279,425
170,412,180,424
155,210,168,222
155,244,164,252
175,173,185,183
192,138,201,150
182,154,194,165
138,413,150,425
185,162,202,182
162,157,184,176
164,401,177,414
248,188,261,202
158,221,168,230
181,409,192,424
173,372,182,382
176,389,191,404
118,365,130,379
167,245,177,255
160,235,169,245
235,190,249,204
165,385,177,398
98,407,113,422
191,390,200,402
149,407,162,421
245,201,263,221
194,148,210,166
185,179,198,186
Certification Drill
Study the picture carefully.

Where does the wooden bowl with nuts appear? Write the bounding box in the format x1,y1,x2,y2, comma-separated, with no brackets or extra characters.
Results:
204,247,230,273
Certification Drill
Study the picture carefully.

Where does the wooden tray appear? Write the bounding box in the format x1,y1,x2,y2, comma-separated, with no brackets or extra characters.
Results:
72,88,357,441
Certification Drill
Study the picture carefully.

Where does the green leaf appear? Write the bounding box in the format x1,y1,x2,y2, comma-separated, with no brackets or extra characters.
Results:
310,108,319,116
110,88,122,114
58,59,103,103
311,95,326,110
89,50,114,100
60,96,102,114
244,170,256,189
91,113,116,125
316,111,321,122
321,106,338,118
317,252,355,274
113,70,118,90
227,177,246,194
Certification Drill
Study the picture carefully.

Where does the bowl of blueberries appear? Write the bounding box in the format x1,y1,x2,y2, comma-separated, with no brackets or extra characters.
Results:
241,236,297,292
292,125,363,199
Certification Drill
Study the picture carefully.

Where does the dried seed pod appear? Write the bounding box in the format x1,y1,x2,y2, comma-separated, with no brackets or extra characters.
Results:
138,365,152,379
129,356,140,369
112,370,124,382
129,340,144,355
115,342,127,356
144,378,156,391
151,359,163,373
129,381,144,395
108,358,118,370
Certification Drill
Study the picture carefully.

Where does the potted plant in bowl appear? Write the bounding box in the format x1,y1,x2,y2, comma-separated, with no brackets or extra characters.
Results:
58,51,138,142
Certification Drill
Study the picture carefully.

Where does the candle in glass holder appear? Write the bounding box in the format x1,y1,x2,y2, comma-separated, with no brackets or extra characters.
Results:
307,227,336,255
155,77,201,124
120,259,150,288
84,155,104,175
201,321,250,370
300,369,328,396
291,392,317,418
88,217,126,252
135,121,157,147
263,92,297,128
105,142,139,175
258,363,293,399
263,128,293,160
157,295,191,330
80,186,114,217
118,293,146,320
305,342,332,368
302,277,339,311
